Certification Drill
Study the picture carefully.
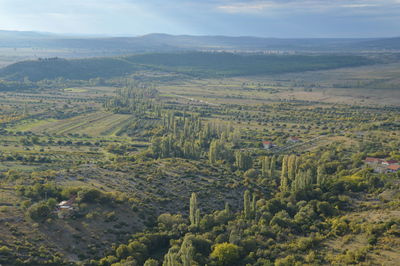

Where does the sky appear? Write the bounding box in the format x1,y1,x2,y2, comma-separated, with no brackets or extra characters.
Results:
0,0,399,38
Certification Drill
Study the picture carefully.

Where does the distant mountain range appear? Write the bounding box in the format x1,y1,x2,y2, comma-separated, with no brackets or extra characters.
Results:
0,30,57,39
1,30,399,54
0,31,397,84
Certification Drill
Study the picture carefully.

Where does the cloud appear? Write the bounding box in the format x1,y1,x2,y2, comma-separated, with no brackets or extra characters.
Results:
215,0,398,14
217,2,279,13
0,0,399,37
0,0,194,35
341,4,379,8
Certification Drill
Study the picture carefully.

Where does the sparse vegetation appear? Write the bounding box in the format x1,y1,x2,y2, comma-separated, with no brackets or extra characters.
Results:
0,49,399,265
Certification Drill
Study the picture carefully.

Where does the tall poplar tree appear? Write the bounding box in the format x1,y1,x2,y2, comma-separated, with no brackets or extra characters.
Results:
163,247,181,266
209,140,218,164
280,155,289,192
317,165,327,188
244,190,251,219
190,192,199,227
262,156,270,177
270,155,277,178
179,235,195,266
287,155,297,181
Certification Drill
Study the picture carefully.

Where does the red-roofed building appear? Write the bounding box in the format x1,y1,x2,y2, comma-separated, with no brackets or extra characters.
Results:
287,137,301,143
387,164,400,173
364,157,384,164
262,141,274,149
382,160,398,166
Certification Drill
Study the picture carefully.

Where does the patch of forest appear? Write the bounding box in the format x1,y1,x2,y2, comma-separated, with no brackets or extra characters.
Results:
0,52,374,82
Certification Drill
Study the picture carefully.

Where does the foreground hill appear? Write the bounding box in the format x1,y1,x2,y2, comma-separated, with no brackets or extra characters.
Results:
0,159,244,263
0,52,374,82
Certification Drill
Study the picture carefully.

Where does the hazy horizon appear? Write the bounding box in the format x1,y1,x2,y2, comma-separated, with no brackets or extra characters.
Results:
0,29,398,40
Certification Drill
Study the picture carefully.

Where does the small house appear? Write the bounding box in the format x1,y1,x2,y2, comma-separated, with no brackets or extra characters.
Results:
287,137,301,143
382,160,398,166
364,157,383,165
374,165,388,174
387,164,400,173
262,141,274,149
56,196,76,219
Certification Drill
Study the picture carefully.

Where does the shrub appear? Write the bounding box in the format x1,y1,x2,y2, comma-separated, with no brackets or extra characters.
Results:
274,255,296,266
78,188,102,203
157,213,186,230
316,201,335,217
144,258,159,266
210,242,241,265
0,246,12,255
115,244,130,259
27,201,52,221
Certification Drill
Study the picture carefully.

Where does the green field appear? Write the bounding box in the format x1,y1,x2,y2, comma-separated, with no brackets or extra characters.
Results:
22,112,132,136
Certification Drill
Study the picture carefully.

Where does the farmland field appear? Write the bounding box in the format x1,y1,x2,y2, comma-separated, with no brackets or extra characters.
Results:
21,112,133,136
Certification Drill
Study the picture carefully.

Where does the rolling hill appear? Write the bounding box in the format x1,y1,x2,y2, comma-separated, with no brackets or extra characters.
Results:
1,30,399,54
353,37,400,50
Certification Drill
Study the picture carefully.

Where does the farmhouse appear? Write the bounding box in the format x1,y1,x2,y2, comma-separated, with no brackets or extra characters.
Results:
287,137,301,143
382,160,398,166
364,157,383,164
262,141,274,149
56,196,76,219
388,164,400,173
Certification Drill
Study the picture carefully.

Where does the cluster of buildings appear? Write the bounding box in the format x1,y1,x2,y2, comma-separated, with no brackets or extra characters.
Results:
364,157,400,173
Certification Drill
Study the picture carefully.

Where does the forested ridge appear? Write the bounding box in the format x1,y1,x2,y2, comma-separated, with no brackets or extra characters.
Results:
0,52,373,82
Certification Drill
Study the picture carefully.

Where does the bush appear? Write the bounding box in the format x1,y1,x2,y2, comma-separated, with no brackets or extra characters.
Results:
0,246,12,255
144,258,159,266
115,244,130,259
27,201,52,221
274,255,296,266
157,213,186,230
368,235,378,245
210,242,241,266
77,188,106,203
316,201,335,217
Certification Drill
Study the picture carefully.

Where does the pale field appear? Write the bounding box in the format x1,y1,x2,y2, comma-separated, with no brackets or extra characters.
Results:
158,63,400,106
